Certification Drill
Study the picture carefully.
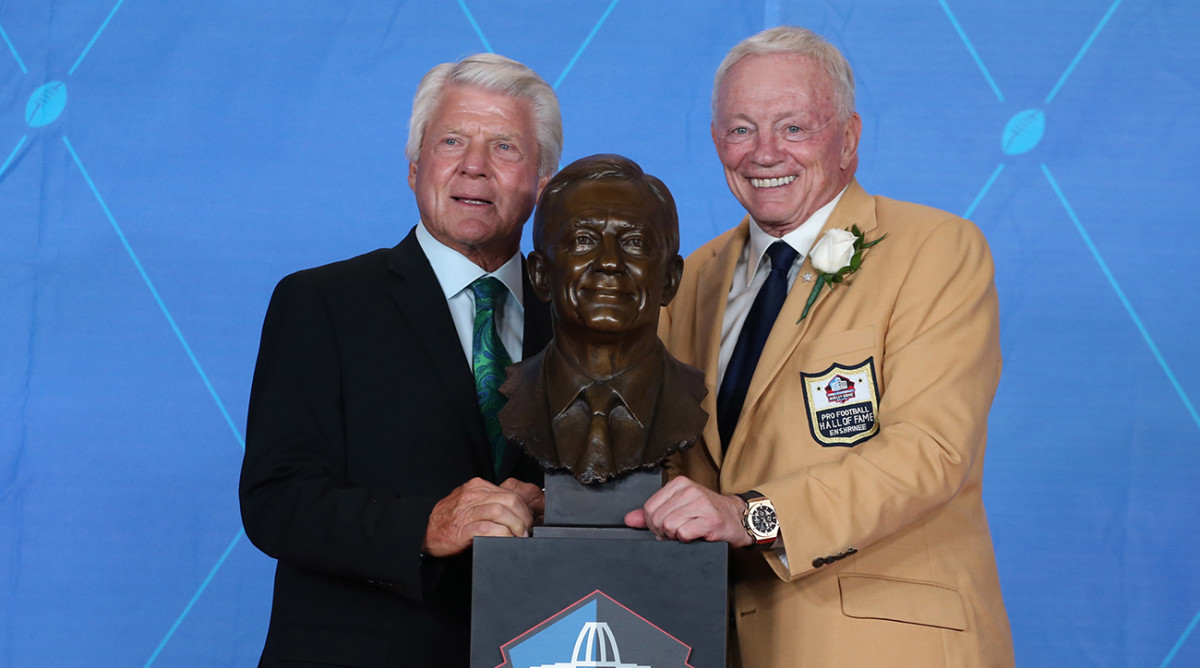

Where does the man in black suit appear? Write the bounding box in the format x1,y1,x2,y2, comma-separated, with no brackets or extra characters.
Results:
239,53,562,667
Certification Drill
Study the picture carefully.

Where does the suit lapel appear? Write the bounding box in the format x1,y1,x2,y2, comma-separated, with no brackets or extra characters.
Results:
385,230,495,479
731,182,879,455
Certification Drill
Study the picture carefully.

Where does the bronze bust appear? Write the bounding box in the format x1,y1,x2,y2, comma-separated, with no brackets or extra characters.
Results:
499,154,707,484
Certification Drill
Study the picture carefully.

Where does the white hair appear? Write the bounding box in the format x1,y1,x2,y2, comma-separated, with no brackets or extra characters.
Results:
712,26,856,119
406,53,563,178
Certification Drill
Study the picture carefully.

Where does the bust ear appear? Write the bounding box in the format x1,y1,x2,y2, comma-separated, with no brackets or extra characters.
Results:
527,250,553,303
659,254,684,306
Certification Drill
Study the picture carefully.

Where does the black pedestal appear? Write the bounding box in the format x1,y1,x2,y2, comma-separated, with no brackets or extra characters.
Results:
541,469,663,529
471,533,727,668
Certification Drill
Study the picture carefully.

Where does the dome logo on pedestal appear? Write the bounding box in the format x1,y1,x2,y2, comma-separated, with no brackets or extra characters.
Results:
496,590,694,668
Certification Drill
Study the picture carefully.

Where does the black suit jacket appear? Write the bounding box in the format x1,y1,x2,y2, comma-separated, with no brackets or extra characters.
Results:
240,228,551,667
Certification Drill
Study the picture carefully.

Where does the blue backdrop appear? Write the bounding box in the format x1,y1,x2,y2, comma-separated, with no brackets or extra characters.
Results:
2,1,1197,666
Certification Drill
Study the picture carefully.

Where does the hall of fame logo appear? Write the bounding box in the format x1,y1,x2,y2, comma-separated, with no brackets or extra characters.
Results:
495,590,693,668
800,358,879,447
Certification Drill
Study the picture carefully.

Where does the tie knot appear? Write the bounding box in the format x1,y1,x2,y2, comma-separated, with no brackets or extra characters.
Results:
583,383,618,417
765,241,798,273
471,276,507,312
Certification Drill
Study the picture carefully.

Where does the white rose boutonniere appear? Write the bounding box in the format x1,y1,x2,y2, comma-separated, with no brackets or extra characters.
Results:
798,225,887,322
810,228,857,274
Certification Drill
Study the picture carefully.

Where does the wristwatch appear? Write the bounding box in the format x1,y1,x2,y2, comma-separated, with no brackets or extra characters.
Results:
737,490,779,549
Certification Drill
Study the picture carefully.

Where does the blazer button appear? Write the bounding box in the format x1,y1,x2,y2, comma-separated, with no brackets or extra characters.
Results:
812,557,826,568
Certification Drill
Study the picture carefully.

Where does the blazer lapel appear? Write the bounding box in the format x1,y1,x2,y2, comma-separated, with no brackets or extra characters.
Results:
731,182,879,454
786,179,879,341
385,230,495,479
695,219,751,468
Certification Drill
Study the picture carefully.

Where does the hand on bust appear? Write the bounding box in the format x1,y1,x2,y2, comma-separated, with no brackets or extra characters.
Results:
423,477,545,557
624,476,752,548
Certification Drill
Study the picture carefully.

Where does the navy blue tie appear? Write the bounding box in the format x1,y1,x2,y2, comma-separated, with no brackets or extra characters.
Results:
717,241,798,450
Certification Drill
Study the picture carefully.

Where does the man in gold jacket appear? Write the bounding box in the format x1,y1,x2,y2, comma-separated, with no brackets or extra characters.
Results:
626,26,1014,667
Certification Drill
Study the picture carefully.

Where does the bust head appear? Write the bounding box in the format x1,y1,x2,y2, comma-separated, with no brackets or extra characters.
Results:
501,154,705,486
528,154,683,362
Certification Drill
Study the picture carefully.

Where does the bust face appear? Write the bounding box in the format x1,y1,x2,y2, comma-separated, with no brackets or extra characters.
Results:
535,178,679,339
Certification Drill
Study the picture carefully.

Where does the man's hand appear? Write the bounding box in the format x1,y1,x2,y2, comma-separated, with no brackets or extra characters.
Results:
500,477,545,525
423,478,545,557
624,476,752,548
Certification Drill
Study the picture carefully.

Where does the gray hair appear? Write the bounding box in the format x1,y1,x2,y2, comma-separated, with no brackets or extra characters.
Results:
406,53,563,179
712,26,856,120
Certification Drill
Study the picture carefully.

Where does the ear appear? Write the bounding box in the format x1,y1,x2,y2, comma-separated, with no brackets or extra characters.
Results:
659,254,684,306
840,113,862,170
536,172,552,199
526,250,553,303
407,161,418,192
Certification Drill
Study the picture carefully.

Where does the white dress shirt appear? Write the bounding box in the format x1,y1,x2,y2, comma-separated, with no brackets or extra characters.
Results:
717,187,848,385
415,223,525,368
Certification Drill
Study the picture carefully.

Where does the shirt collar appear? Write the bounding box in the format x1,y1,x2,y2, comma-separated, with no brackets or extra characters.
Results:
544,343,664,427
415,222,525,307
744,185,849,284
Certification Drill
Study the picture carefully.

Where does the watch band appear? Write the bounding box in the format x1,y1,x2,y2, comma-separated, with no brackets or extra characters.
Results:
736,491,761,505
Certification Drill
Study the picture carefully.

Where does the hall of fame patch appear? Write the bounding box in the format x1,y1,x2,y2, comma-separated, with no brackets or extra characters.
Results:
800,358,879,447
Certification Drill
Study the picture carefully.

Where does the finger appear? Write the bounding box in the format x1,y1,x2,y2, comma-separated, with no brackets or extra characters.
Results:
451,478,505,512
526,492,545,518
663,476,711,510
464,519,519,540
498,477,527,493
643,479,712,535
466,499,534,538
656,501,702,541
668,496,749,544
669,517,701,543
500,478,545,514
642,475,694,518
461,477,500,494
653,486,731,541
624,508,647,529
495,487,538,527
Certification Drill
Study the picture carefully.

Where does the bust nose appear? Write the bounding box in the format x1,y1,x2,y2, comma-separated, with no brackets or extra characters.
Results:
594,234,626,273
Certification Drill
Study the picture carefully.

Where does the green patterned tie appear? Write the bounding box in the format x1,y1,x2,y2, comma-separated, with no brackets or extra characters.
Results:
471,277,514,477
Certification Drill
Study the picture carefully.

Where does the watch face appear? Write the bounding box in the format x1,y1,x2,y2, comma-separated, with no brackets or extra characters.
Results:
749,504,778,535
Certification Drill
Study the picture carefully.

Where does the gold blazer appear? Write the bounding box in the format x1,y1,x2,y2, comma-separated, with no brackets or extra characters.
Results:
661,180,1014,667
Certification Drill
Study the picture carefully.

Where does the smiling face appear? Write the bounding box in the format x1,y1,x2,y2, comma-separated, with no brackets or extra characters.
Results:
712,53,861,237
531,178,682,340
408,85,549,270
